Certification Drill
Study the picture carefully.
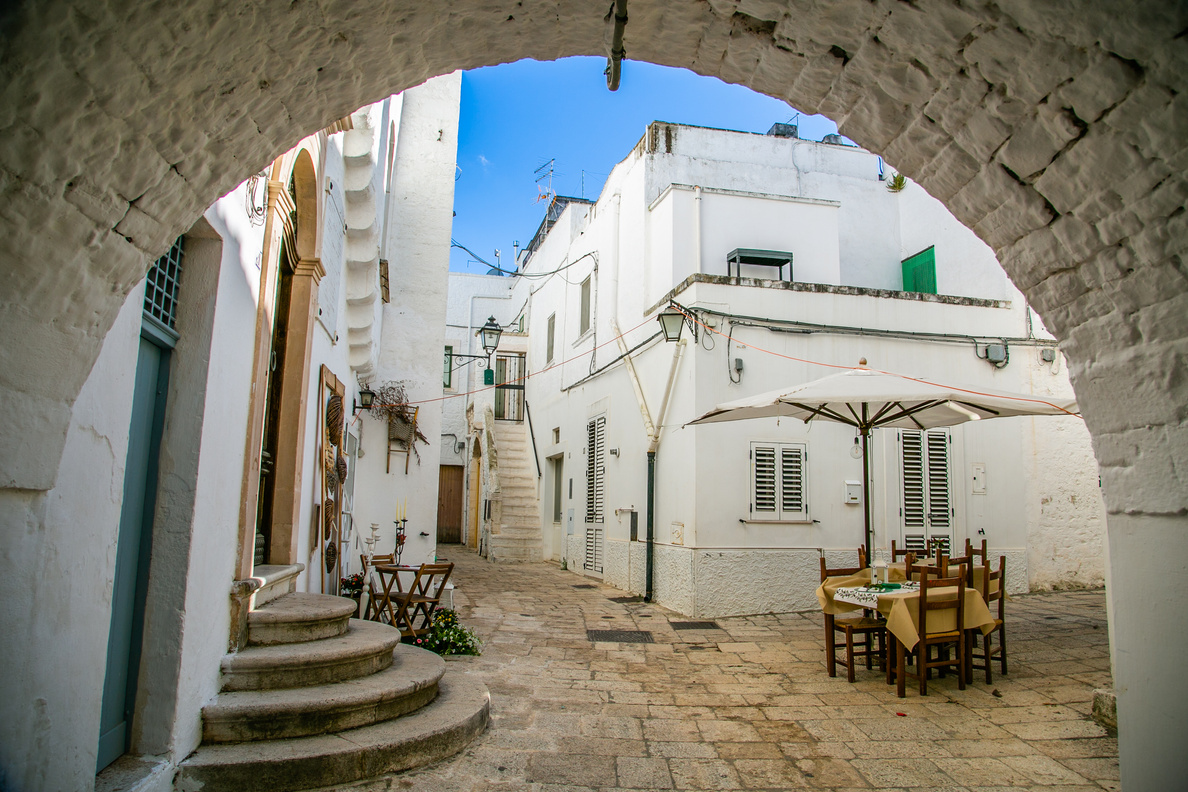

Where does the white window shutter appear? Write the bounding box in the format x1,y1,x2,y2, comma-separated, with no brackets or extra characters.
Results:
751,444,777,518
779,444,807,521
586,416,605,523
925,429,952,550
750,442,808,522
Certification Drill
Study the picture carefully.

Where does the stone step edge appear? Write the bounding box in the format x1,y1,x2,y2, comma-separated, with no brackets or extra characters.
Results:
221,620,401,692
176,675,491,792
247,593,358,646
202,646,445,743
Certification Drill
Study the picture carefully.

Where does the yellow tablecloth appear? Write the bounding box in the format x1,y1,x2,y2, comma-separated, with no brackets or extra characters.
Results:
815,567,909,616
875,586,995,651
816,569,996,651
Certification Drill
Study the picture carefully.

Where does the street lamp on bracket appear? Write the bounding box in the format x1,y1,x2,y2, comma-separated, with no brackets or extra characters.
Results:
449,315,504,369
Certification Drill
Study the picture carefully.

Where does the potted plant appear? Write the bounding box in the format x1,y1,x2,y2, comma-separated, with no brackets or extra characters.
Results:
339,571,365,616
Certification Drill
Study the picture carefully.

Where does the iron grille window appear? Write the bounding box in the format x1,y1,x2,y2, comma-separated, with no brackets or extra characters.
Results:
749,441,808,522
144,236,184,330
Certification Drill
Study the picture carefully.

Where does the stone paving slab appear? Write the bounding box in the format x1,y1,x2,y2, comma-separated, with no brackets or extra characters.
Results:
327,549,1116,791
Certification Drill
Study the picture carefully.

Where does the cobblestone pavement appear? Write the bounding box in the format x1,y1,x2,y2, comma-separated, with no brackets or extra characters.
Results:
346,547,1117,791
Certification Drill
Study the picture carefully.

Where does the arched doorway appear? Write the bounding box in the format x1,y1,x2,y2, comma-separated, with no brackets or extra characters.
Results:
1,3,1184,786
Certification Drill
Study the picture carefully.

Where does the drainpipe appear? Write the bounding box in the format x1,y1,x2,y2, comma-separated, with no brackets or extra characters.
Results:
646,450,655,600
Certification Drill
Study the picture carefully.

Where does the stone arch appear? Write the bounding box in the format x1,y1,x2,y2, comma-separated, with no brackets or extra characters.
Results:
0,1,1185,785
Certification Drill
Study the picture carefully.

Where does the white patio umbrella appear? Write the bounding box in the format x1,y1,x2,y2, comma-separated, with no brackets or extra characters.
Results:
688,365,1080,554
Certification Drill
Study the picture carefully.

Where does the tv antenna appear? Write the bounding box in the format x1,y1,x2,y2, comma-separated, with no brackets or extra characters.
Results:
535,159,556,204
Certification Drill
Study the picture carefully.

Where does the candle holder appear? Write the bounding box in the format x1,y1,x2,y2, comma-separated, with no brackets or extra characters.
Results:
394,519,407,565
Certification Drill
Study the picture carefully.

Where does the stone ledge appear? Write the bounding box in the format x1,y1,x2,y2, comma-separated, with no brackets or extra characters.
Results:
95,754,172,792
1093,687,1117,733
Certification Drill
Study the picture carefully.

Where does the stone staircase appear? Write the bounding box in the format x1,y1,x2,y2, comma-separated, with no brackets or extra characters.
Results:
176,593,489,792
489,421,543,562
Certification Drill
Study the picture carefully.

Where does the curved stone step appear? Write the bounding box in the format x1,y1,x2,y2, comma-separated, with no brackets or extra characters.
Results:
203,645,445,743
248,593,358,646
221,620,400,692
177,674,490,792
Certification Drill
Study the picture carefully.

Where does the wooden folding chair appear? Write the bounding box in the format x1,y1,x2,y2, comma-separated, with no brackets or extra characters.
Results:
893,572,967,697
971,555,1008,683
382,562,454,641
820,554,885,682
360,553,395,621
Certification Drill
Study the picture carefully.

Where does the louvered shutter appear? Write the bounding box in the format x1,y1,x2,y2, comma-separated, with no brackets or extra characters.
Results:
751,444,777,518
586,416,605,524
899,429,952,550
925,429,952,552
780,444,808,521
750,442,808,521
900,430,927,551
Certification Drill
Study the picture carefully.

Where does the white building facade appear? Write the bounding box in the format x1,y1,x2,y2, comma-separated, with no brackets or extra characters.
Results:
1,75,462,792
451,122,1104,618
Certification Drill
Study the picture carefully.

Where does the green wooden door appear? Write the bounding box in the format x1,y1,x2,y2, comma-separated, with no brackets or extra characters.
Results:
97,333,170,771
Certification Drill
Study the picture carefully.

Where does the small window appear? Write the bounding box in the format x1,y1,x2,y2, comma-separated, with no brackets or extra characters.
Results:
749,442,809,522
443,346,453,389
547,313,556,363
579,276,592,336
902,246,937,294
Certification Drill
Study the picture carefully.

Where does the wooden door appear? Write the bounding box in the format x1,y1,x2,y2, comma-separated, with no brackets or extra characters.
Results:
437,465,464,543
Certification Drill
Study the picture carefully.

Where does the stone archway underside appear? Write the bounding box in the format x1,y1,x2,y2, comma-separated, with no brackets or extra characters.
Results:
1,0,1185,785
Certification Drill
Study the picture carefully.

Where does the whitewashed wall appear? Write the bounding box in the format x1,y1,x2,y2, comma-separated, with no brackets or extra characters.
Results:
351,73,461,567
501,122,1104,617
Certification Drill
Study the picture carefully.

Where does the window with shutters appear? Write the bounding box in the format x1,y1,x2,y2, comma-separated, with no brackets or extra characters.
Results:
898,428,952,552
586,416,606,523
579,276,592,336
901,246,937,294
749,442,809,522
546,313,556,363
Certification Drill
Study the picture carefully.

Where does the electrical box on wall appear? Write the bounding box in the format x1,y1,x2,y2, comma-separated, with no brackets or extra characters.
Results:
971,463,987,494
844,480,862,504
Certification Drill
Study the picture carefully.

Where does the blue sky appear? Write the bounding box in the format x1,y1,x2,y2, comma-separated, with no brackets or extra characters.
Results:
448,57,844,273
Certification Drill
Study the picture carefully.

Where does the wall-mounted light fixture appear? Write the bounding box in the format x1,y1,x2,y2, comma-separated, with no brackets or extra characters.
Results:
354,386,376,414
658,306,688,342
451,316,504,368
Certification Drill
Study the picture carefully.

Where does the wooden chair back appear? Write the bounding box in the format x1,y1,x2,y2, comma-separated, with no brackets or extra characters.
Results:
917,572,965,638
965,538,988,565
890,540,914,562
905,553,940,582
819,548,868,583
981,555,1006,621
360,553,397,620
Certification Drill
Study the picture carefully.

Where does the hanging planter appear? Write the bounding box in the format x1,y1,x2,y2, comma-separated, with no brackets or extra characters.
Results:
367,381,429,468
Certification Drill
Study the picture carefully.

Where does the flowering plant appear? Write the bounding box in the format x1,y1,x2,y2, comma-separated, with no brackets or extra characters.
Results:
340,572,365,598
411,609,482,656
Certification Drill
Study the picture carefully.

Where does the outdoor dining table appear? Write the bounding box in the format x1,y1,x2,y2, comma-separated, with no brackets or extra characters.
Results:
816,569,996,653
888,561,988,591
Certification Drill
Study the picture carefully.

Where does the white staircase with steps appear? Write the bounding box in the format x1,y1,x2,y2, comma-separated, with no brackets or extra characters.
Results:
176,593,489,792
489,421,543,563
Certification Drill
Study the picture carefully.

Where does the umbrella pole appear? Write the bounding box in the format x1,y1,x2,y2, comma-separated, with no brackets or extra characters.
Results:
861,427,873,559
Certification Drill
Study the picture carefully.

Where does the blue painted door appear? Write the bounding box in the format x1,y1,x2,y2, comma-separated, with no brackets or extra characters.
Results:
97,333,170,771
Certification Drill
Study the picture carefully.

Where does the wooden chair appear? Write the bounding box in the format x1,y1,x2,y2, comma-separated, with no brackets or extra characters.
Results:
360,553,395,621
890,540,914,563
820,555,885,682
965,538,988,566
971,555,1008,683
379,562,454,641
893,572,967,696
